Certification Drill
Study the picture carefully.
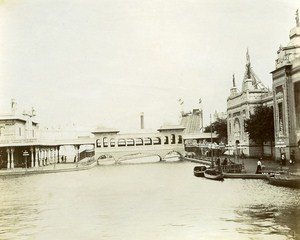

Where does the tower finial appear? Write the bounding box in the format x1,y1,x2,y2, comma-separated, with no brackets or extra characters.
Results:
246,48,250,65
296,9,299,27
232,74,236,87
245,48,251,79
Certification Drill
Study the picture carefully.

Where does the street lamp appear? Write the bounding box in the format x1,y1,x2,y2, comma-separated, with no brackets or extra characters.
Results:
23,150,29,170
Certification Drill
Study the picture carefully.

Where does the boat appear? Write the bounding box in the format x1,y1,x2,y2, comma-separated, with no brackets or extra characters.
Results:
193,166,207,177
223,173,268,179
204,169,224,181
267,173,300,188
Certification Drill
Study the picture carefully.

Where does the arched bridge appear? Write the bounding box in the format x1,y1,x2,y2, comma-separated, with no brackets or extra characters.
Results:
92,125,185,163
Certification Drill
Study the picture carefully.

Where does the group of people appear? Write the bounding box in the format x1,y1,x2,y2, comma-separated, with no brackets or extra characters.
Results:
255,150,296,174
60,155,67,163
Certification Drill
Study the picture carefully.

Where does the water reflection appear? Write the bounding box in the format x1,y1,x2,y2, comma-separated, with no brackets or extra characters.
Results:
233,202,299,239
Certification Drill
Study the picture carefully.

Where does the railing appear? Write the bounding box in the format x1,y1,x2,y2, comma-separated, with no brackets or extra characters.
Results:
220,164,243,173
0,138,38,144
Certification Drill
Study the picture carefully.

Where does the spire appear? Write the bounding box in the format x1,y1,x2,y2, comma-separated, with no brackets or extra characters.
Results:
296,9,299,27
246,48,250,65
245,48,251,79
232,74,236,87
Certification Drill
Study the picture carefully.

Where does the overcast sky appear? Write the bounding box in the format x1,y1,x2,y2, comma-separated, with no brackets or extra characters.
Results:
0,0,299,131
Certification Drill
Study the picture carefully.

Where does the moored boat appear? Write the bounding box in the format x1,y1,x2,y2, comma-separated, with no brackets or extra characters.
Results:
204,169,224,181
267,173,300,188
223,173,268,179
193,166,207,177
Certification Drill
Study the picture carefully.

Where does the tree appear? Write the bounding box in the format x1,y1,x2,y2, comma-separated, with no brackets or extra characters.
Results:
244,105,275,156
204,117,227,143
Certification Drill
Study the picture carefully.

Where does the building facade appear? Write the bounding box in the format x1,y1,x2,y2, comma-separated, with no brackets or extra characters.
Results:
0,99,92,169
271,11,300,162
227,50,273,157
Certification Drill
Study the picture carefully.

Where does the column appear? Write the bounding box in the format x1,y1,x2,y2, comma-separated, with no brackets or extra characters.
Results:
30,147,34,168
46,149,49,165
38,148,42,166
11,148,14,169
6,148,11,169
53,147,57,168
42,149,45,166
75,145,80,167
57,146,60,163
35,147,39,167
49,148,53,164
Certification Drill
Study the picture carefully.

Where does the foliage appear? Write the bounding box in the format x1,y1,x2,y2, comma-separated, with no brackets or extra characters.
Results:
244,105,275,146
204,117,227,142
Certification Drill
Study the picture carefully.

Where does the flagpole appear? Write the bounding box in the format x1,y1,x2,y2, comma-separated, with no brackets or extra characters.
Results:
210,114,214,167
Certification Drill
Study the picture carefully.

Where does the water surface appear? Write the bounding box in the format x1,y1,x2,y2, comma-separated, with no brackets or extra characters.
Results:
0,161,299,239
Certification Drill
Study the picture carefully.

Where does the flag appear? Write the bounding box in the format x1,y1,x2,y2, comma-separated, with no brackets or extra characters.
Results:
178,98,184,105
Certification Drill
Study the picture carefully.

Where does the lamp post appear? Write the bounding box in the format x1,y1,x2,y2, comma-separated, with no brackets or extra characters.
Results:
210,114,214,167
23,150,29,171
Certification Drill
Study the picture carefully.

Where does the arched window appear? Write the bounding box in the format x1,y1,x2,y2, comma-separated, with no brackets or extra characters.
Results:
153,137,161,145
126,138,135,146
135,138,143,146
164,136,169,144
103,137,109,147
110,138,115,147
118,138,126,147
178,135,183,144
144,137,152,145
171,134,175,144
233,118,241,139
96,139,101,148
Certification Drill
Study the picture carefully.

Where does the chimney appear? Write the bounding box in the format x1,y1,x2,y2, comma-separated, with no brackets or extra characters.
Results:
11,98,17,114
140,112,144,129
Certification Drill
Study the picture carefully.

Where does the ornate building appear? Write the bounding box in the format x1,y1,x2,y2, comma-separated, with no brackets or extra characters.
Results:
227,50,273,157
271,10,300,161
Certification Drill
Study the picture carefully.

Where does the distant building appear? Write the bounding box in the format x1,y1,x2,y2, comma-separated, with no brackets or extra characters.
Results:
227,50,273,157
180,108,204,134
0,99,91,169
0,99,41,168
271,11,300,161
213,111,227,122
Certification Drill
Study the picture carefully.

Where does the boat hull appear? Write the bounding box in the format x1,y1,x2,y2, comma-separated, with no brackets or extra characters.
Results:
193,166,207,177
223,173,268,179
268,174,300,188
204,169,224,181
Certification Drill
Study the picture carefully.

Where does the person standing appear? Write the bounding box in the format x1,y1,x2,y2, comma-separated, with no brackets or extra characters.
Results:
256,160,262,174
290,151,295,165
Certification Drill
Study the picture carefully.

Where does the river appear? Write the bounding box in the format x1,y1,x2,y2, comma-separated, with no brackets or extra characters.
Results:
0,160,299,240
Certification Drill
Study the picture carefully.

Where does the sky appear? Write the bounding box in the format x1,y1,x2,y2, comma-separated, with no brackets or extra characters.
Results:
0,0,299,132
